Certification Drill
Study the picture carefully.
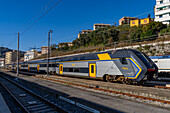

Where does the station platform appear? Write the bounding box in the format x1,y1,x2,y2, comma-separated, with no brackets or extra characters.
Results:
0,93,11,113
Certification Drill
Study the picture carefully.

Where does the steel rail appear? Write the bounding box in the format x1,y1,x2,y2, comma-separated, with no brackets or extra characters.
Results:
0,82,30,113
4,70,170,90
0,73,68,113
35,76,170,104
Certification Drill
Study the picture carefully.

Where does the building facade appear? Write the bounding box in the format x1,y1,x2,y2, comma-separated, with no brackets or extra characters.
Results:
24,50,38,62
130,19,140,27
93,23,111,30
5,50,18,64
41,46,48,54
119,17,138,25
0,58,5,68
78,30,93,38
130,17,152,27
58,42,73,48
155,0,170,24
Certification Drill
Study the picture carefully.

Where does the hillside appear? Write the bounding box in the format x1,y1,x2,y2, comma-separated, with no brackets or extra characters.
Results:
36,21,170,60
0,47,12,58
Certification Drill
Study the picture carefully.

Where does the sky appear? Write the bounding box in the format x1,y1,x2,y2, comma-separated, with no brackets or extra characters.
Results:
0,0,156,51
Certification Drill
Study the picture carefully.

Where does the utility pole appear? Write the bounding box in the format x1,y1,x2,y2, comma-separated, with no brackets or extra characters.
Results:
50,32,52,57
114,42,116,50
47,30,53,76
17,33,20,76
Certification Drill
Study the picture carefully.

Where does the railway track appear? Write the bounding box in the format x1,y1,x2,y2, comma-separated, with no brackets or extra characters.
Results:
35,76,170,104
0,74,67,113
8,70,170,89
2,70,170,106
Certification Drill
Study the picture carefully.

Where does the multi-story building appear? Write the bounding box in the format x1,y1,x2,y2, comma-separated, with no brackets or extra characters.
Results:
78,30,93,38
67,42,73,47
0,47,12,58
119,17,138,25
130,17,152,27
41,46,48,54
0,58,5,68
130,19,140,27
5,50,18,64
155,0,170,24
93,23,111,30
58,42,73,48
24,50,38,62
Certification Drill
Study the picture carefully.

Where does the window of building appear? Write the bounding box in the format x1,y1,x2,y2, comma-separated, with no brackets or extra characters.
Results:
160,1,163,4
159,15,163,18
144,20,148,23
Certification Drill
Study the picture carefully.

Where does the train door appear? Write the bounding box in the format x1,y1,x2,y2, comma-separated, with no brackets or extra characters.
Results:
89,63,96,77
37,65,40,72
59,64,63,74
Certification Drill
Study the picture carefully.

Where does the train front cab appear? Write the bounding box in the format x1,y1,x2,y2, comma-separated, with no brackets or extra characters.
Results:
130,50,158,81
108,49,151,83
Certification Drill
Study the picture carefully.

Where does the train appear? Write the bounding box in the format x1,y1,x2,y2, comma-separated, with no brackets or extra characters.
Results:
6,49,158,84
150,55,170,77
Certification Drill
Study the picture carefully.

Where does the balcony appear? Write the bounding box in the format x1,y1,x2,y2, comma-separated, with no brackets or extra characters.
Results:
155,8,170,16
156,2,170,9
155,15,170,22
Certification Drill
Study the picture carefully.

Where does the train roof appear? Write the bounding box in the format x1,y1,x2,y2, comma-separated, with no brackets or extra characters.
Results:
10,49,140,64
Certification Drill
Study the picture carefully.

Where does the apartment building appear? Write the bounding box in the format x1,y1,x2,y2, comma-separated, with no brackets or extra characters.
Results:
78,30,93,38
119,17,138,25
5,50,18,64
0,58,5,67
24,50,38,61
130,17,152,27
93,23,111,30
58,42,73,48
41,46,48,54
155,0,170,24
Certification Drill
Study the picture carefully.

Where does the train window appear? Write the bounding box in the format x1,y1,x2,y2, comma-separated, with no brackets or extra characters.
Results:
63,68,88,73
52,64,56,67
154,61,158,63
133,51,150,68
80,56,86,60
69,68,73,72
63,68,68,72
80,68,89,73
74,68,79,72
73,57,78,61
91,65,94,73
60,66,63,71
120,58,128,65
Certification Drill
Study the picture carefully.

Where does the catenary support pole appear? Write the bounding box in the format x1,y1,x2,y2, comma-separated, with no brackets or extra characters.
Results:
17,33,20,76
47,30,53,76
50,32,52,57
114,42,116,50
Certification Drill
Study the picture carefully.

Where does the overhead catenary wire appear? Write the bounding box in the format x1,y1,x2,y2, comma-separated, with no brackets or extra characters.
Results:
134,10,153,18
6,37,18,48
20,0,55,32
0,33,17,36
20,0,63,36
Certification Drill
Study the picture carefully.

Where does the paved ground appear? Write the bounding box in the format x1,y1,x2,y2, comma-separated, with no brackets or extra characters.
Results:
47,75,170,100
0,93,11,113
1,70,170,113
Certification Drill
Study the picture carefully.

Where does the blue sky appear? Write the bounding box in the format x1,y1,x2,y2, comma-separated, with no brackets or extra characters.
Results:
0,0,156,51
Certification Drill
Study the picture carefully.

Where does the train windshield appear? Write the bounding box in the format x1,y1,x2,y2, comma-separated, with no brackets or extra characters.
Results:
133,51,150,67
